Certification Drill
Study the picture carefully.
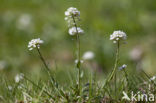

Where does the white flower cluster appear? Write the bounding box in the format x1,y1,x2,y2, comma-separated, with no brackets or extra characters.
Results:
8,85,13,91
110,30,127,43
28,38,44,51
15,73,24,83
82,51,94,60
119,64,127,70
65,7,80,17
16,14,32,30
69,27,84,36
65,7,84,36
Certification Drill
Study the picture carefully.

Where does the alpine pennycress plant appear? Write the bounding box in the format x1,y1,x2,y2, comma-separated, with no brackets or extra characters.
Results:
2,7,155,103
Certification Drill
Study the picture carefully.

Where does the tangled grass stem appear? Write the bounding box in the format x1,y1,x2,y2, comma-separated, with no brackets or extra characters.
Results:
142,70,156,87
23,75,54,99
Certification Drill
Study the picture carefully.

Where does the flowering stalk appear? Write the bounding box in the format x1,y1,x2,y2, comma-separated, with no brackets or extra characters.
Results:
65,7,84,95
28,38,58,88
103,31,127,98
71,15,81,93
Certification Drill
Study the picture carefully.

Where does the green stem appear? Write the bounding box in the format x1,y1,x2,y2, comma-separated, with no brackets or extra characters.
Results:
108,41,119,82
103,41,120,96
36,47,58,88
72,15,81,95
123,69,129,85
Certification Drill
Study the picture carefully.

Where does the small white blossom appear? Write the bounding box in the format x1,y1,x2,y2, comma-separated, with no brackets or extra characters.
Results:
16,14,32,30
68,27,84,36
75,59,84,64
65,7,80,27
119,64,127,70
65,7,80,17
130,47,143,61
110,30,127,43
8,85,13,91
150,76,156,81
82,51,94,60
18,84,25,89
15,73,24,83
28,38,44,51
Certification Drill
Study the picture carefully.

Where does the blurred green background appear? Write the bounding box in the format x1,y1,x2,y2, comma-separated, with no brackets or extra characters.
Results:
0,0,156,81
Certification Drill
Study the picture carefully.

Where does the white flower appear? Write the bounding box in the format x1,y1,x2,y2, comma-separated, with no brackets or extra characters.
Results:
8,85,12,91
18,84,25,89
150,76,156,81
110,30,127,43
28,38,44,51
65,7,80,17
16,14,32,30
15,73,24,83
130,47,143,61
65,7,80,27
119,64,127,70
75,59,84,64
82,51,94,60
68,27,84,36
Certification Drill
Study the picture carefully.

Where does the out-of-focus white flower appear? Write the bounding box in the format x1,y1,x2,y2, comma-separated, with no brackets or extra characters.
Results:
15,73,24,83
28,38,44,51
82,51,94,60
75,59,84,64
110,30,127,43
130,47,143,61
23,92,32,103
65,7,80,17
8,85,12,91
150,76,156,81
0,61,7,70
16,14,32,30
68,27,84,36
18,84,25,89
119,64,127,70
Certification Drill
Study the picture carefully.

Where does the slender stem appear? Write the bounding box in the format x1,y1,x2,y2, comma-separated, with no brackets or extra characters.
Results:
114,68,117,98
108,41,119,83
36,47,57,88
36,47,50,70
103,41,120,97
123,69,129,84
72,15,81,95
